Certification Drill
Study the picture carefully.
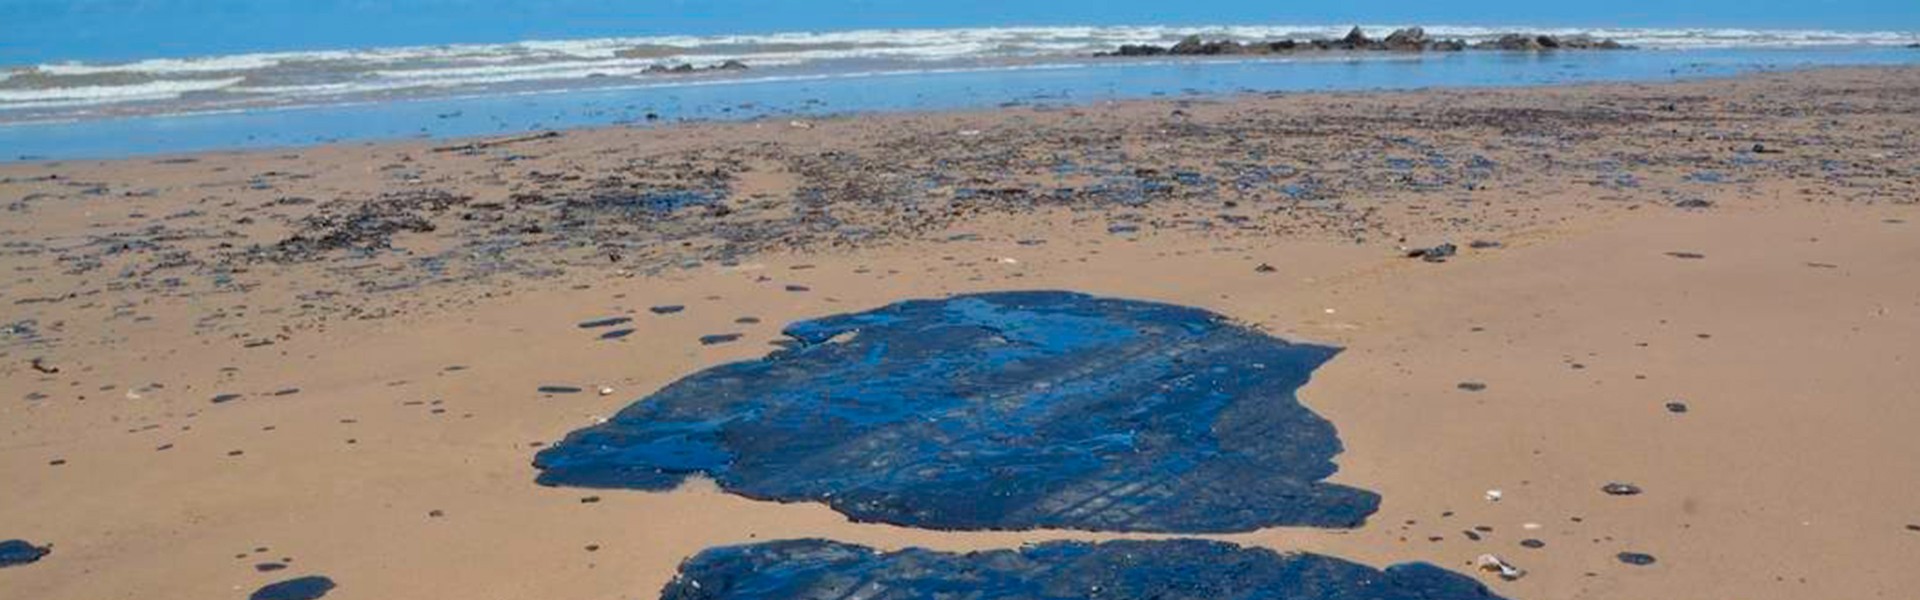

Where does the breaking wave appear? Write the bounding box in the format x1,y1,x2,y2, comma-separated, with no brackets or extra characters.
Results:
3,24,1915,120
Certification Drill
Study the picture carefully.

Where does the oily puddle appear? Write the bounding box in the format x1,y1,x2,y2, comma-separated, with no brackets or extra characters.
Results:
534,291,1497,598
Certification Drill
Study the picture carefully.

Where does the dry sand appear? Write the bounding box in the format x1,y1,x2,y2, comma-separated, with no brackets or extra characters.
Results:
2,66,1918,599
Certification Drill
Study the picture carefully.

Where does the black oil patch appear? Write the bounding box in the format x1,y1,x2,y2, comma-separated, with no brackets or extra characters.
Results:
661,539,1500,600
535,291,1376,532
0,539,49,568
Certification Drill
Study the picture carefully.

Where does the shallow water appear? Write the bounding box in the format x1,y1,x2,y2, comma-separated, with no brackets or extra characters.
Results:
1,46,1915,161
535,290,1376,533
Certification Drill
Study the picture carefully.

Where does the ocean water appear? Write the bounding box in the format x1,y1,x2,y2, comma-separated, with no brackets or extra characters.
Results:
2,25,1916,160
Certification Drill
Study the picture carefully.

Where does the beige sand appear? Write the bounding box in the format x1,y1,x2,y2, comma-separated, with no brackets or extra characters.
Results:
2,67,1918,599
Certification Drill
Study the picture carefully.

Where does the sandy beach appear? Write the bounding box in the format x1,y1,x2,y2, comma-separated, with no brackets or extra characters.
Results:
3,65,1919,599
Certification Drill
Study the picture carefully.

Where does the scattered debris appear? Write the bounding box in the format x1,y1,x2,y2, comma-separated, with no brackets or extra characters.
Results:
1602,483,1644,496
1616,552,1658,566
578,317,633,329
1407,243,1458,263
431,131,560,153
1475,554,1526,580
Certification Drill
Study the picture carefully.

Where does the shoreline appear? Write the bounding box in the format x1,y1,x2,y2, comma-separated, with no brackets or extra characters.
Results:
6,56,1917,162
0,63,1906,165
3,66,1919,599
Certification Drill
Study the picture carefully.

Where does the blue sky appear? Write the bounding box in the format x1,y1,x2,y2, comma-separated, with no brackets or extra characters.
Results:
4,0,1917,63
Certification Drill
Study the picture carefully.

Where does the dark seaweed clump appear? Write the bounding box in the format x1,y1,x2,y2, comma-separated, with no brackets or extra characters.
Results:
534,290,1378,533
662,539,1502,600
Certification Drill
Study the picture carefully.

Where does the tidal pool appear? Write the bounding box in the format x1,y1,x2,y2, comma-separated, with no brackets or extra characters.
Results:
535,291,1378,532
661,539,1501,600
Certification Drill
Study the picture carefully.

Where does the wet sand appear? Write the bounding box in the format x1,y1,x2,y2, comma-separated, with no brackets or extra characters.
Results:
3,66,1919,599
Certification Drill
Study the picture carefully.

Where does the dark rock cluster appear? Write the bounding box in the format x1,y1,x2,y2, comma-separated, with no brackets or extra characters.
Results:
1476,33,1628,51
640,59,750,74
1105,26,1625,56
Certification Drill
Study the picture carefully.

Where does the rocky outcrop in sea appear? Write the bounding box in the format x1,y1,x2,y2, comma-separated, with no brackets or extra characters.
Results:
1102,26,1628,56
